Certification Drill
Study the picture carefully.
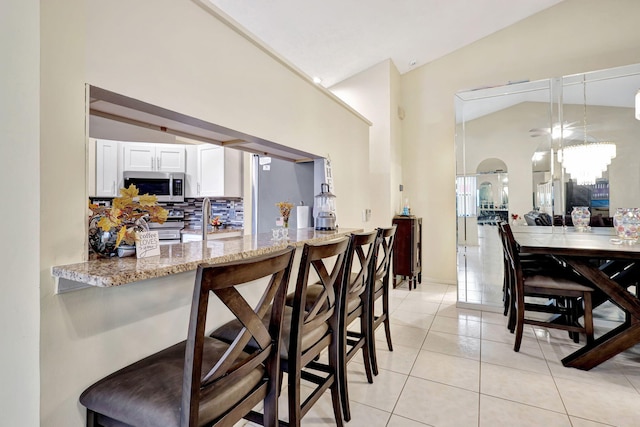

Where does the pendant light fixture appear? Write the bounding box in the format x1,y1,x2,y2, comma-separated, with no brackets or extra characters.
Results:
557,75,616,185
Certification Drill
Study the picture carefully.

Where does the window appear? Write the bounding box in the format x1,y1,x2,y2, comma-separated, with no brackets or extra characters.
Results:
456,176,477,217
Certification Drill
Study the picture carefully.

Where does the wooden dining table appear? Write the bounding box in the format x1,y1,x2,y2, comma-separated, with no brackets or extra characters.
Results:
512,225,640,370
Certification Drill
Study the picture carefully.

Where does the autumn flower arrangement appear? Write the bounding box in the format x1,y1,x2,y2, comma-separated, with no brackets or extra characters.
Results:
89,185,168,250
276,201,294,228
210,216,222,228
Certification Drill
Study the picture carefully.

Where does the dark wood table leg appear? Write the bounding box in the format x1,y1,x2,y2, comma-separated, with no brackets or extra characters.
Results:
562,320,640,370
559,257,640,370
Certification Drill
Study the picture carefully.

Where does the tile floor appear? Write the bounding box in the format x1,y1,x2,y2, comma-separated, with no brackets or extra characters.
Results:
458,224,505,307
242,280,640,427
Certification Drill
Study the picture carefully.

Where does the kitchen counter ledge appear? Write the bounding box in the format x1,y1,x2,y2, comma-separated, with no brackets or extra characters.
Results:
52,228,360,293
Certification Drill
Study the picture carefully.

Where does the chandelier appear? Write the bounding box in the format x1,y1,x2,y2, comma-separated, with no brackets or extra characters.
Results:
557,142,616,185
557,75,616,185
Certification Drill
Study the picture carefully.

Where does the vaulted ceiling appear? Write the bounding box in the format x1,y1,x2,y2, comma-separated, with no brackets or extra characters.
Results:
207,0,564,87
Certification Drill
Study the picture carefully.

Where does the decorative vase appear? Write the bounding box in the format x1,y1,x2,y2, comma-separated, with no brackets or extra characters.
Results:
88,216,148,258
613,208,625,236
571,206,591,231
614,208,640,242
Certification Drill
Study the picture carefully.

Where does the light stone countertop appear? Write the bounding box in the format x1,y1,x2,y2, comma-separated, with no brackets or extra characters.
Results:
181,227,244,236
52,228,360,290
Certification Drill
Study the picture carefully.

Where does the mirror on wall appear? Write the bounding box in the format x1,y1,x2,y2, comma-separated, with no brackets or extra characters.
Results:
455,78,555,307
455,63,640,309
559,65,640,218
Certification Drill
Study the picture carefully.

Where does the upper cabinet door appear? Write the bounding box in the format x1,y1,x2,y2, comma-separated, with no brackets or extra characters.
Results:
95,139,120,197
123,142,185,172
184,145,199,197
123,143,155,171
223,147,243,198
156,145,185,172
198,144,224,197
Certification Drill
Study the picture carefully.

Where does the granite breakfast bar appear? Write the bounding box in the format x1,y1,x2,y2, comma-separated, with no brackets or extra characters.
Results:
52,228,361,292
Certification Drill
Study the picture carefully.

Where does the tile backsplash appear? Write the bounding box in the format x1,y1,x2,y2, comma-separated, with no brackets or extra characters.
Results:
183,198,244,229
89,196,244,229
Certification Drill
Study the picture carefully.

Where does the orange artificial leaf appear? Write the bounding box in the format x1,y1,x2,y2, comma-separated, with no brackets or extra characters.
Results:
97,209,121,231
149,205,168,223
115,226,128,248
112,197,132,210
138,194,158,207
123,227,137,246
120,184,139,199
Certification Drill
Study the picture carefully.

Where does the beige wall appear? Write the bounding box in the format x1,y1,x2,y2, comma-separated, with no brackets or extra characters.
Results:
39,0,370,425
1,0,40,425
401,0,640,284
12,0,640,425
331,59,404,228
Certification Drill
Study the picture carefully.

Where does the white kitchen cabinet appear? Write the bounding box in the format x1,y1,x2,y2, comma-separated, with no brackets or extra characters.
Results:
223,147,243,198
95,139,120,197
198,144,225,197
184,144,243,198
156,144,185,172
123,142,185,172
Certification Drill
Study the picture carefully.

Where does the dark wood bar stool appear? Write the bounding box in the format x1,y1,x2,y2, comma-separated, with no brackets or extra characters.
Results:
79,247,295,427
501,223,595,351
369,225,396,376
211,237,351,427
336,231,377,421
280,232,376,422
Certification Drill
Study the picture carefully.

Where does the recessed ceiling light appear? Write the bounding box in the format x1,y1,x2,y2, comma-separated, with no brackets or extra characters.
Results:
409,60,417,67
313,76,322,84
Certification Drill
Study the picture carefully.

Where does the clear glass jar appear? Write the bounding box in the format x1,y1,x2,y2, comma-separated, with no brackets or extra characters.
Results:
614,208,640,242
571,206,591,231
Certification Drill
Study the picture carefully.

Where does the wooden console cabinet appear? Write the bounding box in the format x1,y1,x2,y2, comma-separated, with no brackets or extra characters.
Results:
392,216,422,289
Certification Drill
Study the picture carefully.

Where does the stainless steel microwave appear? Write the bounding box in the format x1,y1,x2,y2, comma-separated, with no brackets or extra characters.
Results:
123,171,185,202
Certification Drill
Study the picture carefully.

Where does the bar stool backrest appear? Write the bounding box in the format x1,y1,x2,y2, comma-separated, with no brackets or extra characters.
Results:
346,231,378,304
182,247,295,426
373,226,397,286
289,237,351,361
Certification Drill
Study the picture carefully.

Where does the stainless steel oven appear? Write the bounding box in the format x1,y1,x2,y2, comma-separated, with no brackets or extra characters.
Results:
148,208,184,245
123,171,185,203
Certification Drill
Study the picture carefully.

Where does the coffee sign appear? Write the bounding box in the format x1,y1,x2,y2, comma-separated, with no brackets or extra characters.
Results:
135,231,161,258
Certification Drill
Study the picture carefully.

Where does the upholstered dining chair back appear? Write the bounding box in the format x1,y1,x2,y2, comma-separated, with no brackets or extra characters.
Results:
500,222,594,352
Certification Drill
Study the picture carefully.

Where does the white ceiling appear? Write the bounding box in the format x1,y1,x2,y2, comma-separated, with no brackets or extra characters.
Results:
207,0,564,87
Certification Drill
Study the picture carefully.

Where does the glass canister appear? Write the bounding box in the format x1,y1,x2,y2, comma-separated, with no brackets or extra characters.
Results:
613,208,640,242
571,206,591,231
314,183,337,230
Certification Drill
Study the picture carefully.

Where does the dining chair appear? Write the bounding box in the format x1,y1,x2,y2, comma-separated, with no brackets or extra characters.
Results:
79,247,295,427
501,223,595,351
210,237,351,427
496,222,565,325
369,225,397,376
